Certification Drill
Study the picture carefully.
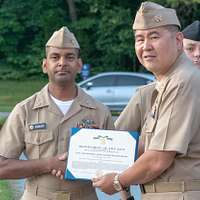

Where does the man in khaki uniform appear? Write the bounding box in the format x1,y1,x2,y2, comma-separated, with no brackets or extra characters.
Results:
93,2,200,199
0,26,114,200
183,20,200,68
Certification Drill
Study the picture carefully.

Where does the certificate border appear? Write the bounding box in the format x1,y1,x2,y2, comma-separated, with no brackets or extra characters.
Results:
65,128,139,180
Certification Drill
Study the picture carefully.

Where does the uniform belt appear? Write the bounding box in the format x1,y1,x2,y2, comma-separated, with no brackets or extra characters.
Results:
141,180,200,193
25,183,95,200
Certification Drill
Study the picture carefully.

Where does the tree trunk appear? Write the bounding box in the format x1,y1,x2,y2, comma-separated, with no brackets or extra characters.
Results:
66,0,77,21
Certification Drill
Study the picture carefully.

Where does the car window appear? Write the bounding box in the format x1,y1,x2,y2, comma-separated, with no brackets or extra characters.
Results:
116,75,149,86
82,75,116,87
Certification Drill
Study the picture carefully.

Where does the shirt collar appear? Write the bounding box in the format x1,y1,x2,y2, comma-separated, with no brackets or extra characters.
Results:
155,52,187,93
33,84,96,110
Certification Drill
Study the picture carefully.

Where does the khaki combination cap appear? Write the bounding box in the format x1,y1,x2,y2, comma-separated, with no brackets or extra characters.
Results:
133,1,181,30
46,26,80,49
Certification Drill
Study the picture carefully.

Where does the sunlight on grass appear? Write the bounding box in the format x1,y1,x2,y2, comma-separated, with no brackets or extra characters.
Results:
0,80,47,112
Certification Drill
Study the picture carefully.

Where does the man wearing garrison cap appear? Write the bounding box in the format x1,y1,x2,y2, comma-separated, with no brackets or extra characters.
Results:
0,26,114,200
93,2,200,200
183,20,200,68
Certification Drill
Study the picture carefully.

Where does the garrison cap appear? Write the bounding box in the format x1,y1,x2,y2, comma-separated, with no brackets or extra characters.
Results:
46,26,80,49
182,20,200,41
133,1,181,30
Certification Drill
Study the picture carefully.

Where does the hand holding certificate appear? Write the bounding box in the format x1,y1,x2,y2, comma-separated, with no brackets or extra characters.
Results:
65,128,139,180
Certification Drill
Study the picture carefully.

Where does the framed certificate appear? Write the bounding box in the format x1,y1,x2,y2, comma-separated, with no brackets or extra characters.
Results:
65,128,139,180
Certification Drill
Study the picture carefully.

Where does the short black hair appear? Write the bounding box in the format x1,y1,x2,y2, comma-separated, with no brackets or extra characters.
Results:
133,25,180,35
164,25,180,33
45,47,80,58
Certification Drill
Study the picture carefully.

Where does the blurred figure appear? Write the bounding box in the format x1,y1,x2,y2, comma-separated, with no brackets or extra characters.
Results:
183,20,200,68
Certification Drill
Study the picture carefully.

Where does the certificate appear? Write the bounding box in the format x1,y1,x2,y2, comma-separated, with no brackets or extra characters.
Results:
65,128,139,180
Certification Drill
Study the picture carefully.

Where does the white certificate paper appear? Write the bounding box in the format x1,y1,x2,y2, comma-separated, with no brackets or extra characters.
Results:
65,128,139,180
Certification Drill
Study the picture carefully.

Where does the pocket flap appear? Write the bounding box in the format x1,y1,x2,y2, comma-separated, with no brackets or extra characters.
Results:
25,131,53,145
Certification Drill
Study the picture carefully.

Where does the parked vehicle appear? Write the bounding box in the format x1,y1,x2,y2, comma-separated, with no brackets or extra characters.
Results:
78,72,155,111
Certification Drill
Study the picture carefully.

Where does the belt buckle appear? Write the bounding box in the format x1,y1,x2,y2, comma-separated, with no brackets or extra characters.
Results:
55,191,71,200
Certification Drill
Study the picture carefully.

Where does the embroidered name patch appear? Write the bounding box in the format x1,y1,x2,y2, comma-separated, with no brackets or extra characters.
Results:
29,123,47,131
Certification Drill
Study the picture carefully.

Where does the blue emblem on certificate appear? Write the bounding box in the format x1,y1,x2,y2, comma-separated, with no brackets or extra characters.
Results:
65,128,139,180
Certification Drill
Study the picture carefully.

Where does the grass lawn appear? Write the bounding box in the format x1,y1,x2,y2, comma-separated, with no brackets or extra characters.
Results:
0,180,14,200
0,80,47,198
0,79,47,112
0,117,6,129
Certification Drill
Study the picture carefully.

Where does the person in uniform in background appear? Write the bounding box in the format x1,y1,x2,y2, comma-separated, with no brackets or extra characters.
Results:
182,20,200,68
93,2,200,200
0,26,114,200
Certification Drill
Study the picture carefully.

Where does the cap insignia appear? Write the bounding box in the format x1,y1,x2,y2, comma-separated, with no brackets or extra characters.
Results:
153,15,162,23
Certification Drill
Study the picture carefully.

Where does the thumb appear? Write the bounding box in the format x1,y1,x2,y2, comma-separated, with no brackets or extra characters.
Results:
58,152,68,161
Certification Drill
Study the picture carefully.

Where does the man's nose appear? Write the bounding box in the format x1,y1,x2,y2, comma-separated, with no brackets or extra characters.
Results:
194,48,200,58
58,57,67,66
143,39,152,50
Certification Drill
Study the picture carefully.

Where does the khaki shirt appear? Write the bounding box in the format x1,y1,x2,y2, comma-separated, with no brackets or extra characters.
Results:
115,82,155,132
117,53,200,183
0,84,114,192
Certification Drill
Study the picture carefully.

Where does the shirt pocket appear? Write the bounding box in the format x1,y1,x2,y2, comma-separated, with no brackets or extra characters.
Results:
24,130,55,159
143,113,157,151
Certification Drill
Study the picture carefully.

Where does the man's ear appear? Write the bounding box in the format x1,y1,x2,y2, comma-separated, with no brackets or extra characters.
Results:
42,58,47,74
176,32,184,51
77,58,83,73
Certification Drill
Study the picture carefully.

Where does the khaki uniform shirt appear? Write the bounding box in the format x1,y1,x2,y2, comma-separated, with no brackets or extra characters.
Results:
116,53,200,199
0,84,114,199
115,82,155,132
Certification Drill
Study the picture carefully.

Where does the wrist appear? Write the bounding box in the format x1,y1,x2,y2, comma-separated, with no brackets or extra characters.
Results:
46,158,53,173
118,173,127,189
113,173,127,192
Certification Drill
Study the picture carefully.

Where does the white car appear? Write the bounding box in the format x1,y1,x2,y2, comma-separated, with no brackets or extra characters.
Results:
78,72,155,111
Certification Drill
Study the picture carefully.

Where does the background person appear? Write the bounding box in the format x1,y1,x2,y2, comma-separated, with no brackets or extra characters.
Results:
0,26,114,200
182,20,200,68
93,2,200,200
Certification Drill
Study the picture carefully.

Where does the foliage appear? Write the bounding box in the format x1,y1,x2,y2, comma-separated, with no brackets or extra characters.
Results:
0,180,13,200
71,0,141,74
0,0,199,80
0,117,6,129
0,0,67,79
153,0,200,28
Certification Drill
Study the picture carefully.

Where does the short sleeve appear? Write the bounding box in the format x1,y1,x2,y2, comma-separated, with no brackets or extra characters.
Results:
115,89,142,131
0,104,25,158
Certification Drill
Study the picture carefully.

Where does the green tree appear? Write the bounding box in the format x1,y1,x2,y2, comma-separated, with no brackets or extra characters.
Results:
0,0,68,79
154,0,200,28
71,0,141,74
0,0,199,80
66,0,77,21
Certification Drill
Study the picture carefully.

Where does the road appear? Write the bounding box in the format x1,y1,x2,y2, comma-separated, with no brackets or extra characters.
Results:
0,112,9,118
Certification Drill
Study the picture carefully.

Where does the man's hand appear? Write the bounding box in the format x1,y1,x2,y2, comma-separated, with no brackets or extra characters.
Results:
92,173,117,195
49,152,68,180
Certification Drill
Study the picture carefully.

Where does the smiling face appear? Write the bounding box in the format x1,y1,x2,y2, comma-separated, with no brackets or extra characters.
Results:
135,26,183,80
183,38,200,68
42,47,82,87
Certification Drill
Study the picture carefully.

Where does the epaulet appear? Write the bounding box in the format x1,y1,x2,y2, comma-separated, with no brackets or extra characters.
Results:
136,82,156,92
